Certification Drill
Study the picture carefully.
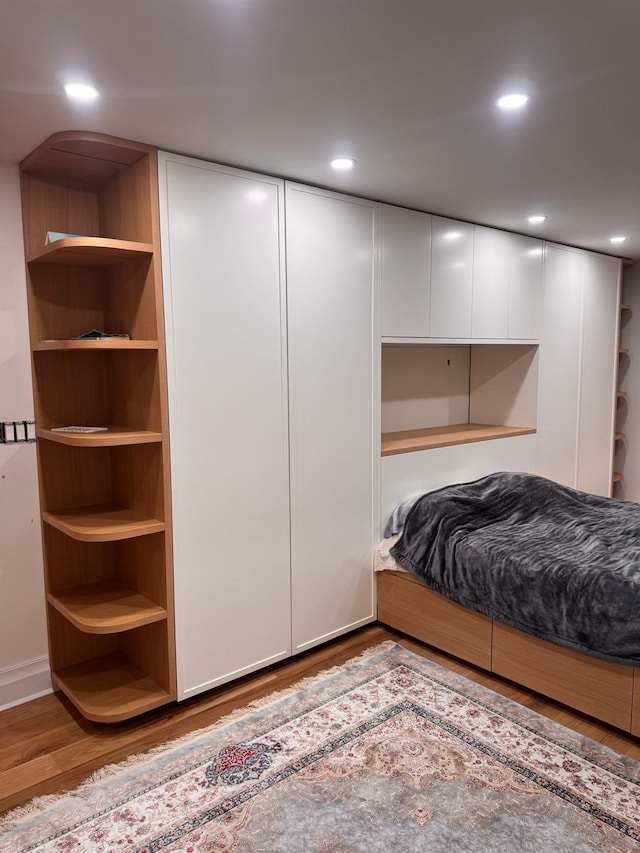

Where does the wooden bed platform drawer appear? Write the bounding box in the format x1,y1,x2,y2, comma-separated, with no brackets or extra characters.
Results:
493,623,634,731
633,671,640,737
377,571,492,669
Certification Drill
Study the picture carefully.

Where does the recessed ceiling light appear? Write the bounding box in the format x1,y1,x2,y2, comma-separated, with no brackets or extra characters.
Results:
528,215,547,225
496,93,529,110
609,236,627,244
443,231,462,241
64,83,100,101
330,158,356,171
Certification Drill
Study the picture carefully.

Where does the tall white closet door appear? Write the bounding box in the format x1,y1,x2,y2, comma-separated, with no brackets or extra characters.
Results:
159,155,291,699
286,183,376,653
537,245,584,487
577,254,621,496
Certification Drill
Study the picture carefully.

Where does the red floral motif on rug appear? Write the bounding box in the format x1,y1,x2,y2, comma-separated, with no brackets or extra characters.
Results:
1,642,639,852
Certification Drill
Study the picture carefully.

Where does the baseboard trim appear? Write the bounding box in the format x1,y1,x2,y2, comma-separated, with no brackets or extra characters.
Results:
0,656,53,711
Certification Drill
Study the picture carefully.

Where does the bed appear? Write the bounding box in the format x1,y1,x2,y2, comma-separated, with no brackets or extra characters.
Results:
375,471,640,735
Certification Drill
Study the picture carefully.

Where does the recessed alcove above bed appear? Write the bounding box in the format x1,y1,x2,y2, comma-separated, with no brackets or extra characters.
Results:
381,342,539,456
380,342,540,532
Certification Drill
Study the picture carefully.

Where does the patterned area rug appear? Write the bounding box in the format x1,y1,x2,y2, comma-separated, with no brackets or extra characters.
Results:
2,642,639,852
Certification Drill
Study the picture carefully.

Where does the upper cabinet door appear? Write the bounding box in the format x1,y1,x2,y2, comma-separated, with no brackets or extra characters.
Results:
286,183,376,654
471,226,510,338
508,235,543,339
380,204,431,338
430,216,474,338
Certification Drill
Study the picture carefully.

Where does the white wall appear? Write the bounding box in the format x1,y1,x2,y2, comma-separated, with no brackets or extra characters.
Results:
0,162,51,709
618,263,640,501
381,345,470,433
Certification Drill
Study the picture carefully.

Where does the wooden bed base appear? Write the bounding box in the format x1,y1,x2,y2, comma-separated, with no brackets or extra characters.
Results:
377,570,640,736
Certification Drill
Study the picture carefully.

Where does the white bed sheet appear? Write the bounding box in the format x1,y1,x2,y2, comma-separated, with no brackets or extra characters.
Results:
374,533,407,572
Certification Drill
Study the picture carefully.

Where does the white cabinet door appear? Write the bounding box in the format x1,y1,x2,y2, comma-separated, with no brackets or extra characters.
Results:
537,245,584,487
380,204,431,338
577,254,621,496
430,217,474,338
508,235,543,340
471,226,510,338
286,183,376,653
159,154,291,699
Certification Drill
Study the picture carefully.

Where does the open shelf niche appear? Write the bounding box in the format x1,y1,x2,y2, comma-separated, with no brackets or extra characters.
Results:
381,343,539,456
20,131,176,722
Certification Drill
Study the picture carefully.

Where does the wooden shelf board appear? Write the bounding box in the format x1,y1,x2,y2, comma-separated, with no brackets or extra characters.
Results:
382,337,540,346
20,131,151,183
48,581,167,634
39,426,163,447
33,339,159,351
27,237,154,266
43,504,164,542
615,432,625,441
613,472,623,483
381,423,537,456
619,348,630,355
52,652,171,723
617,391,628,399
621,304,632,311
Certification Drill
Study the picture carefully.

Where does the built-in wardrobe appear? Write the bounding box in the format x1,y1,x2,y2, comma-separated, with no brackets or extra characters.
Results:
20,131,623,719
158,154,378,699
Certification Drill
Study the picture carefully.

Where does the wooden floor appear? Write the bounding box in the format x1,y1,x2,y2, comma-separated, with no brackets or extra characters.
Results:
2,623,639,818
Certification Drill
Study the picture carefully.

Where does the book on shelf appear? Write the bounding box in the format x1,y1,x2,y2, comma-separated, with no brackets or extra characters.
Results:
45,231,83,244
50,426,108,433
72,329,130,340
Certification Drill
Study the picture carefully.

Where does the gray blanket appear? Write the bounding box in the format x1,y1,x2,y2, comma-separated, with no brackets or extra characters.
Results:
390,471,640,666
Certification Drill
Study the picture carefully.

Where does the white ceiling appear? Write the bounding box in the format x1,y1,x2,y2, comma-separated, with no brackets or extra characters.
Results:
2,0,640,259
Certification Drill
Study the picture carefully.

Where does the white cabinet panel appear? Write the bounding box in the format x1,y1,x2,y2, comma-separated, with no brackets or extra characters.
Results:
577,254,621,496
472,226,510,338
381,434,538,535
286,184,376,653
509,235,543,340
537,245,584,487
160,155,291,699
381,204,431,338
430,217,474,338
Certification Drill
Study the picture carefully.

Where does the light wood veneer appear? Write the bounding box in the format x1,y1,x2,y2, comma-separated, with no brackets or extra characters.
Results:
20,131,176,722
377,570,640,733
381,422,536,456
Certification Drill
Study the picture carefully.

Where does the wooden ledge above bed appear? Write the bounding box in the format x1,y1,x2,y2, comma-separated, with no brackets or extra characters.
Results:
381,423,537,456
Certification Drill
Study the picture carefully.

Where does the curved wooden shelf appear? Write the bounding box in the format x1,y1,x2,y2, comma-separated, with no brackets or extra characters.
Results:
43,504,164,542
619,348,630,356
33,339,159,351
48,581,166,634
381,423,536,457
615,432,625,441
617,390,628,399
27,237,154,266
621,303,632,311
613,472,623,483
52,653,171,723
39,426,163,447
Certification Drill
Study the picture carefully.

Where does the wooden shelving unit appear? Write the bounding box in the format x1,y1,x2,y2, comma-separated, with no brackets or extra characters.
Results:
381,423,536,456
20,131,176,722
